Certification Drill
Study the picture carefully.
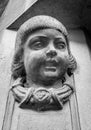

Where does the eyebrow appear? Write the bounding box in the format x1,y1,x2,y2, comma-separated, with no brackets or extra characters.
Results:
56,36,65,39
27,36,48,45
28,35,48,40
55,36,66,41
26,35,48,43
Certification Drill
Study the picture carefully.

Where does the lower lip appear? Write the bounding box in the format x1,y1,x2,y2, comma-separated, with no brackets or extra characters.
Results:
45,67,56,72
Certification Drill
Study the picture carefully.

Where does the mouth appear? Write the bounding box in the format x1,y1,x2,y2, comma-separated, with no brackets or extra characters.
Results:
45,66,57,72
44,60,58,71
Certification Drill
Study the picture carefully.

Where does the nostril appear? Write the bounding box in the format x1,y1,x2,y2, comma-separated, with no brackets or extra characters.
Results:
46,50,57,58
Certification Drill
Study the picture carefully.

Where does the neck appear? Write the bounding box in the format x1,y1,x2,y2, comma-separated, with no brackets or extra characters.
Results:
26,78,63,89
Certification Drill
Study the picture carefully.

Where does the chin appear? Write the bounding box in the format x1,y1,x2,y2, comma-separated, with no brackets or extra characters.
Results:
39,70,61,85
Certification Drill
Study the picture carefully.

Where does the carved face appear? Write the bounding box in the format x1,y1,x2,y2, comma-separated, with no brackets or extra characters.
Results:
23,28,69,86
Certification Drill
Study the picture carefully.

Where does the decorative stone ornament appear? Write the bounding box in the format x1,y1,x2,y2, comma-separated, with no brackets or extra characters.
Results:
12,74,74,111
11,15,77,111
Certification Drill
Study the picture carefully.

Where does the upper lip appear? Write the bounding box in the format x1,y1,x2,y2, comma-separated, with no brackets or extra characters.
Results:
45,59,58,67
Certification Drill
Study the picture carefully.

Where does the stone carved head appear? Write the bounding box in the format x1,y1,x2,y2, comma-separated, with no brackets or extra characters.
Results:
12,15,77,86
11,15,77,110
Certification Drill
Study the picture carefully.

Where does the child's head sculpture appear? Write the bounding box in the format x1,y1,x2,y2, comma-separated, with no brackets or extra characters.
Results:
11,15,77,110
12,15,76,87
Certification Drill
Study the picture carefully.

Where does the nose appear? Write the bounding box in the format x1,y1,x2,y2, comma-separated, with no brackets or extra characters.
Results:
46,43,57,58
46,50,57,58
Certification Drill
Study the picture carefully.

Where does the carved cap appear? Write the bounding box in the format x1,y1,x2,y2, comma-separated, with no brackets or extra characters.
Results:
15,15,68,49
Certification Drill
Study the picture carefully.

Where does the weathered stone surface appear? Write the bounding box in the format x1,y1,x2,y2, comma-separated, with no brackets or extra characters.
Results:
69,29,91,130
0,29,16,130
11,102,72,130
0,0,9,17
0,0,38,31
8,0,86,30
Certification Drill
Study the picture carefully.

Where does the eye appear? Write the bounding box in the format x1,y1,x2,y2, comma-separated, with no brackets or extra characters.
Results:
29,41,43,50
33,41,43,48
28,36,48,50
54,39,66,50
56,42,66,49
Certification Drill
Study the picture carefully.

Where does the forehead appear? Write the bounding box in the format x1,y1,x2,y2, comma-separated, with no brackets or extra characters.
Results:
26,28,66,41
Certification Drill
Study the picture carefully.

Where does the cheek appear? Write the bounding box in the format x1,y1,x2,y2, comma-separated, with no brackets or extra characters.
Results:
57,50,69,58
24,50,45,72
24,50,32,72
